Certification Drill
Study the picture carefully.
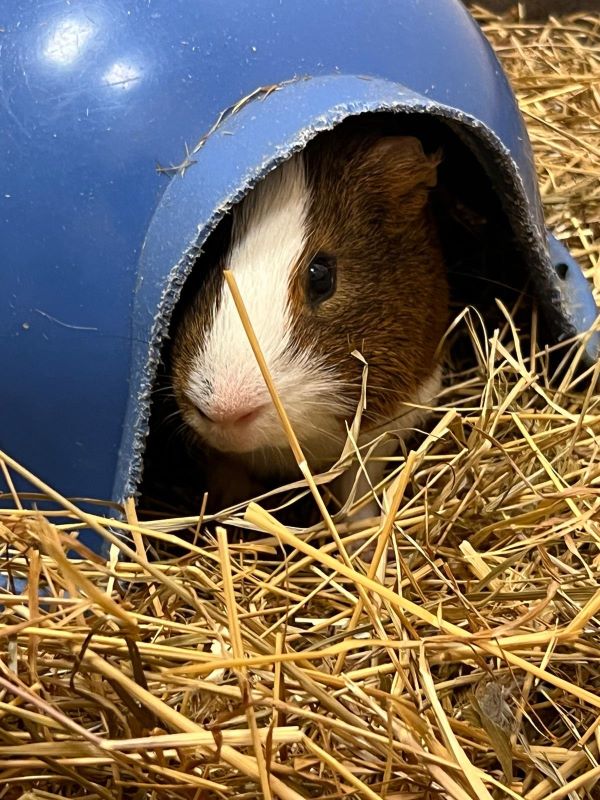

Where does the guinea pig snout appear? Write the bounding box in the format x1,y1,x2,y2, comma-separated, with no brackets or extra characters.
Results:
183,373,277,452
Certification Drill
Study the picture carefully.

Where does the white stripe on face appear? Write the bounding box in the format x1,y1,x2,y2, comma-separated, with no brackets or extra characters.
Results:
186,154,310,422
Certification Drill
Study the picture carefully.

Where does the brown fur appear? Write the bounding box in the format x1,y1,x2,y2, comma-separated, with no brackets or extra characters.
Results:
288,128,448,429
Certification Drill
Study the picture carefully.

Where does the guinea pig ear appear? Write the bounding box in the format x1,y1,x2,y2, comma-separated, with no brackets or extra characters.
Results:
365,136,442,196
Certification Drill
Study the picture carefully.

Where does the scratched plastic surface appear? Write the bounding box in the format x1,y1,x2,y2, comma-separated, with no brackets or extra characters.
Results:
0,0,595,550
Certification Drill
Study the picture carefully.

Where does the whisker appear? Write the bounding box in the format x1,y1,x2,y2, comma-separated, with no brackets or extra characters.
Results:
149,385,177,397
160,409,185,427
446,267,531,299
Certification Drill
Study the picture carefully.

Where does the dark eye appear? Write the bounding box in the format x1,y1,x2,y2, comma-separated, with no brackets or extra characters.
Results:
307,254,336,305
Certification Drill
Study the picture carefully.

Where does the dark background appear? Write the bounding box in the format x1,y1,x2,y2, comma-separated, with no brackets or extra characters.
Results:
468,1,600,17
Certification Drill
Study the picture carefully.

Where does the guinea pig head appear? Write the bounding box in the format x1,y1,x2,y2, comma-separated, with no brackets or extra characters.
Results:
171,131,449,467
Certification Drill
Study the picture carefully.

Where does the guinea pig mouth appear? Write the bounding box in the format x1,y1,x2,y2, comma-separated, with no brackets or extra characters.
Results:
185,404,285,454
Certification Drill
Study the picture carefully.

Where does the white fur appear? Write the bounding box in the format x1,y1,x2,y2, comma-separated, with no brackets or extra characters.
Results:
200,156,308,395
184,154,353,463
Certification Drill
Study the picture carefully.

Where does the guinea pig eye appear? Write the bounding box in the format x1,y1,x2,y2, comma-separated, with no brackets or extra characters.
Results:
307,254,336,305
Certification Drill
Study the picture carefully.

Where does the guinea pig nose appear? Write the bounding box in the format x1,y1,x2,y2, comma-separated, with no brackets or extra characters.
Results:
232,407,264,425
197,403,267,426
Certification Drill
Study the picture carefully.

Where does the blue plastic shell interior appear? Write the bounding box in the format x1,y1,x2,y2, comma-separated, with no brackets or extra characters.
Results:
0,0,597,555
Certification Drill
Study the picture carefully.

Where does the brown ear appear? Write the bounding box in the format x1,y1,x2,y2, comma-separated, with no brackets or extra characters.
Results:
362,136,442,197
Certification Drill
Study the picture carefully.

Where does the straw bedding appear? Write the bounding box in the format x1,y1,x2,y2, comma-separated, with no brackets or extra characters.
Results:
1,8,600,800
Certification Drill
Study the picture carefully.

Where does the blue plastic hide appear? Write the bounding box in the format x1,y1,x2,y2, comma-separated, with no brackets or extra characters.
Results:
1,0,597,552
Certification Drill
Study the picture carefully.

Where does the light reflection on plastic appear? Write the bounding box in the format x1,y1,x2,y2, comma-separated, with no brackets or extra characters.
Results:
43,17,95,65
103,62,140,89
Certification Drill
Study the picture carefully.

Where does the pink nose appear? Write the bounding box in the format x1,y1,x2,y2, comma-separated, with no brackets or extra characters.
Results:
198,404,266,426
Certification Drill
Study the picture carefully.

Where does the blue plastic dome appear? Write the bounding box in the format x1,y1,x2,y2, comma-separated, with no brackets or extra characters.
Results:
1,0,597,550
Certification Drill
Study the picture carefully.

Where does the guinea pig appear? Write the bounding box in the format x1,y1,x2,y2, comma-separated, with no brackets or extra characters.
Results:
170,124,449,517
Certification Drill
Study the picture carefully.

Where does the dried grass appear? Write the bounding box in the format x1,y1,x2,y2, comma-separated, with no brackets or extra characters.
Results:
1,9,600,800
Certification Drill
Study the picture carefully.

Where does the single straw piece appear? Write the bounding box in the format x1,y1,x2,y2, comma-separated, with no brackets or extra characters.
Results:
223,270,340,540
222,270,304,465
